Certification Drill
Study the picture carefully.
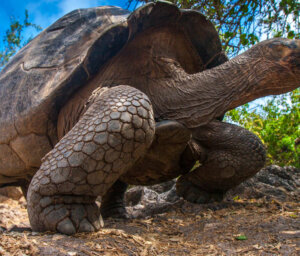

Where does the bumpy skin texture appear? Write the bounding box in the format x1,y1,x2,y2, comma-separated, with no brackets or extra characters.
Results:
27,85,155,234
98,120,192,218
176,120,266,203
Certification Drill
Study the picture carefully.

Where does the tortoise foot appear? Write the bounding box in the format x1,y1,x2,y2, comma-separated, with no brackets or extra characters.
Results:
28,193,103,235
56,203,103,235
101,204,129,219
100,180,129,219
176,176,224,204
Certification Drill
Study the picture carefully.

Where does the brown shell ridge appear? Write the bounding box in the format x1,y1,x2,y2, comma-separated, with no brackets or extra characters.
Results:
126,1,227,69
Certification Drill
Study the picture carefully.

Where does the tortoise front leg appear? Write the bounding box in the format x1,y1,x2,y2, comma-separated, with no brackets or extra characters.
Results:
27,85,155,234
176,120,266,203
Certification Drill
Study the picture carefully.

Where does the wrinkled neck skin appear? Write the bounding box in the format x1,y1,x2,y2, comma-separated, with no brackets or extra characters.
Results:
152,52,298,128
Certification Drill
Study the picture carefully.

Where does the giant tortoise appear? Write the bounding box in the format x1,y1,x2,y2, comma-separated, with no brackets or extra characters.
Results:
0,1,299,234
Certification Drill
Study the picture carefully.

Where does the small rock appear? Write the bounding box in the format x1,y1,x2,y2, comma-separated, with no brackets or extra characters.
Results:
148,180,175,194
125,186,144,206
125,165,299,218
0,187,23,200
226,165,300,201
0,195,8,203
67,252,77,256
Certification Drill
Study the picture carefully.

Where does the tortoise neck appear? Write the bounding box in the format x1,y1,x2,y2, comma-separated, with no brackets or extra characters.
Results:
190,54,266,112
151,51,285,128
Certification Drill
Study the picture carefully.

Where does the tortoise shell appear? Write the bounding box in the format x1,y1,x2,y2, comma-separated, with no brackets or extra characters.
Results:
0,1,227,185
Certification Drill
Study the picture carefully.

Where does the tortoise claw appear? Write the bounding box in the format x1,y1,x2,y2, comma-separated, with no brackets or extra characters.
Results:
57,218,76,235
176,176,224,204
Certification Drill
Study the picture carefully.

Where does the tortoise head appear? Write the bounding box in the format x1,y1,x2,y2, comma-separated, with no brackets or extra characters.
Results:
245,38,300,94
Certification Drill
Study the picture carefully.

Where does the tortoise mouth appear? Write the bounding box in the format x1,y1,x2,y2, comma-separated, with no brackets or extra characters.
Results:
282,50,300,74
290,51,300,69
282,40,300,68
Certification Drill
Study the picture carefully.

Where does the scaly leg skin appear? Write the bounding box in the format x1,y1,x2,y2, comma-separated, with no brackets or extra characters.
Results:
176,120,266,204
100,179,128,219
27,85,155,235
100,120,191,218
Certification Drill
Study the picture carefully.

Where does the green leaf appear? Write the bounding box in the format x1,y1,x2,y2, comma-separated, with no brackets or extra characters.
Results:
288,31,295,39
235,235,248,240
190,160,201,172
224,31,233,39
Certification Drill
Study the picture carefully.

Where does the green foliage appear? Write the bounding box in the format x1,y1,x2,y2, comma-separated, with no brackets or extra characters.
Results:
128,0,300,56
235,234,248,240
225,89,300,168
0,10,42,69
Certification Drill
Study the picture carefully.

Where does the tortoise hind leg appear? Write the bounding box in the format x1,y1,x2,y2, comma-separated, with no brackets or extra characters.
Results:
177,120,266,203
120,120,192,185
27,85,155,234
100,179,128,219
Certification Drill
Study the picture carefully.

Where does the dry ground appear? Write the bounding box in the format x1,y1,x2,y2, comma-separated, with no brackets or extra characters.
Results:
0,194,299,255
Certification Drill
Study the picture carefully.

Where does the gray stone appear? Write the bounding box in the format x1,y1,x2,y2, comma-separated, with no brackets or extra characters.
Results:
0,187,23,200
226,165,300,201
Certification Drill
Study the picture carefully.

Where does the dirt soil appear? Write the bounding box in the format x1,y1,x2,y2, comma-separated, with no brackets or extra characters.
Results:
0,194,299,255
